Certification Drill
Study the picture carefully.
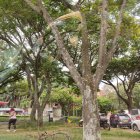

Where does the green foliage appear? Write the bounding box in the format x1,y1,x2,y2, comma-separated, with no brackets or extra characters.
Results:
0,0,47,89
133,84,140,108
14,80,28,95
41,55,66,86
50,87,82,115
50,87,73,105
105,55,140,81
68,116,81,123
72,95,82,110
1,80,30,108
20,98,31,108
98,96,113,113
0,42,22,87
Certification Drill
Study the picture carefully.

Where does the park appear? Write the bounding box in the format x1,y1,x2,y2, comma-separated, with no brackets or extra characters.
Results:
0,0,140,140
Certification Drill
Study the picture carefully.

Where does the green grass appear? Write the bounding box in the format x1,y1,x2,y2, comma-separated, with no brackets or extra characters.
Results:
0,122,140,140
102,128,140,140
0,135,35,140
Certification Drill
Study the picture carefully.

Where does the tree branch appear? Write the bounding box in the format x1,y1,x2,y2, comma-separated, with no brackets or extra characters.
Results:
94,0,108,88
107,0,126,61
24,0,41,13
24,0,84,92
94,0,126,88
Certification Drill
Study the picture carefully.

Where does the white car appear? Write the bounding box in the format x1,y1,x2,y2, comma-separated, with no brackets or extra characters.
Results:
131,109,140,131
131,120,140,131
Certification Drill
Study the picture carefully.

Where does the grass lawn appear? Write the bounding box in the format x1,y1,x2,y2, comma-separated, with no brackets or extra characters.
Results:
0,122,140,140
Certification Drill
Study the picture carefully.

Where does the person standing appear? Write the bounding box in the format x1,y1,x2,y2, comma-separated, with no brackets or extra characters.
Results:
7,108,17,132
107,111,112,125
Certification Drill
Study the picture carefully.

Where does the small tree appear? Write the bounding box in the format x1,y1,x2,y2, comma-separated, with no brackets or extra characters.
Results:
97,96,113,113
103,56,140,112
133,84,140,108
50,87,75,116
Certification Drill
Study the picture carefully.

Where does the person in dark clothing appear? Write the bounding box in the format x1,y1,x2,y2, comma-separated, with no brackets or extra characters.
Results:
7,108,17,132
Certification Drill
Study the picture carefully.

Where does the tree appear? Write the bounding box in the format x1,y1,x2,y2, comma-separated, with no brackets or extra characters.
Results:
133,84,140,108
24,0,129,139
0,41,23,87
103,56,140,112
97,96,113,113
102,14,140,113
2,80,29,107
50,87,74,116
0,0,63,126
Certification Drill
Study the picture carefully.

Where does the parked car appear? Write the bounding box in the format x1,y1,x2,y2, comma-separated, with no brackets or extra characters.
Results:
110,113,131,128
131,109,140,120
131,120,140,131
131,109,140,131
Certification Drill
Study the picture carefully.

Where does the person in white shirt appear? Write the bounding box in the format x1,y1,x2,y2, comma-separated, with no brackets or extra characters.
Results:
7,108,17,132
107,111,112,125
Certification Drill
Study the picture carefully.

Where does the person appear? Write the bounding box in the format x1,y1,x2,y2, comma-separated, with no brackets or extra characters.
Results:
48,111,53,122
7,108,17,132
107,111,112,125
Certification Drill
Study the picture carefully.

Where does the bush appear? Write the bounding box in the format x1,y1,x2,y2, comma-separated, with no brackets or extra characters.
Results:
68,116,81,123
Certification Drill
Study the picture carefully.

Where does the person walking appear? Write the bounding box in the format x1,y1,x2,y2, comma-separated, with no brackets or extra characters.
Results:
7,108,17,132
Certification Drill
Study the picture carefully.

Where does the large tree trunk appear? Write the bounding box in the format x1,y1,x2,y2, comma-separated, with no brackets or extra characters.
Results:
37,107,43,127
30,102,44,127
30,73,51,127
83,85,101,140
80,13,101,139
127,95,133,114
30,103,36,122
110,81,133,114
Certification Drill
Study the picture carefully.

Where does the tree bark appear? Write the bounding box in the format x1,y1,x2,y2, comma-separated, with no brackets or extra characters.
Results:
104,78,134,113
83,85,100,140
30,102,36,122
80,12,101,139
37,107,43,127
127,94,133,113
